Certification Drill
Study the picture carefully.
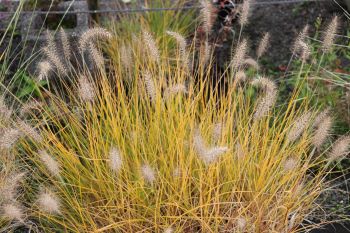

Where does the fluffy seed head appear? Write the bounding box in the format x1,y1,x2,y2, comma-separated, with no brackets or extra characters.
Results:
143,72,157,102
88,42,104,67
43,47,67,76
239,0,251,26
2,203,24,222
312,116,332,149
200,0,215,34
60,27,71,61
20,100,43,117
296,41,311,61
1,172,25,201
109,147,123,173
287,112,312,142
237,217,247,230
202,40,211,65
328,136,350,160
251,76,277,93
37,190,61,214
293,25,309,52
142,30,160,63
233,70,247,87
257,32,270,58
78,76,95,102
163,84,187,100
243,57,259,70
37,61,52,81
313,108,330,127
39,150,60,177
322,16,339,53
164,227,174,233
0,128,20,150
231,39,248,69
17,121,42,143
166,30,189,68
79,27,112,51
253,89,277,120
141,164,156,184
284,158,298,172
0,96,12,121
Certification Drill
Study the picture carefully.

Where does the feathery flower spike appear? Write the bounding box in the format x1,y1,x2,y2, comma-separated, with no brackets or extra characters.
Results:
39,150,60,177
0,96,12,121
257,32,270,58
164,227,174,233
79,27,112,51
37,61,52,81
284,158,298,172
239,0,251,26
243,57,259,70
200,0,215,35
322,16,339,53
37,189,61,214
143,72,157,102
88,42,105,67
328,135,350,160
60,27,71,61
231,39,248,69
142,30,160,64
78,76,95,102
109,147,123,173
312,116,332,149
287,112,311,142
17,121,42,143
166,30,189,68
237,217,247,230
163,84,187,100
2,203,24,222
43,47,67,76
141,164,156,184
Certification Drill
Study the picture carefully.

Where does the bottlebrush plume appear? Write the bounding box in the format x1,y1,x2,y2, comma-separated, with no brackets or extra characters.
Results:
1,172,25,201
251,76,277,93
88,42,104,67
46,30,57,53
79,27,112,51
59,27,71,61
296,41,311,61
108,147,123,173
38,150,60,177
322,16,339,53
142,30,160,64
328,135,350,160
78,76,95,102
164,227,174,233
43,47,67,76
233,70,247,87
166,30,189,68
313,108,330,127
284,158,298,172
37,61,52,81
17,121,43,143
20,100,43,117
257,32,270,58
37,189,61,214
202,40,211,65
253,89,277,120
287,112,311,142
230,39,248,69
243,57,259,70
239,0,251,26
163,84,187,100
0,96,12,121
141,164,156,184
143,72,157,102
312,116,332,149
200,0,215,35
236,217,247,230
2,203,24,222
293,25,309,52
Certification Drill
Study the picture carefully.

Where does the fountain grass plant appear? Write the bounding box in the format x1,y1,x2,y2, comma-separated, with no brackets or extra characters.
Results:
2,24,347,232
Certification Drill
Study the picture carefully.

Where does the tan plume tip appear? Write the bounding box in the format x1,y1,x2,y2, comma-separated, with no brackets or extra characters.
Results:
142,30,160,64
37,61,52,81
1,172,26,201
163,84,187,100
236,217,247,230
322,16,339,53
239,0,251,26
200,0,215,35
46,30,57,53
288,212,298,231
37,189,61,214
78,76,95,102
143,72,157,102
43,47,67,76
166,30,189,67
287,112,312,142
120,44,133,71
202,40,212,65
88,42,105,67
109,147,123,173
212,122,223,142
257,32,270,58
164,227,174,233
283,157,298,172
141,164,156,184
312,116,332,149
313,108,330,127
0,96,12,121
173,167,181,178
20,100,43,117
328,135,350,160
79,27,112,51
253,89,277,120
295,41,311,61
230,39,248,69
2,203,24,222
204,146,229,164
17,120,42,143
233,70,247,87
59,27,71,61
38,150,60,177
251,76,277,93
243,57,259,70
293,25,309,52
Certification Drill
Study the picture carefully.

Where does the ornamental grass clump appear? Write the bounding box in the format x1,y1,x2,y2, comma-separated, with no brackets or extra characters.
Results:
1,24,347,233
